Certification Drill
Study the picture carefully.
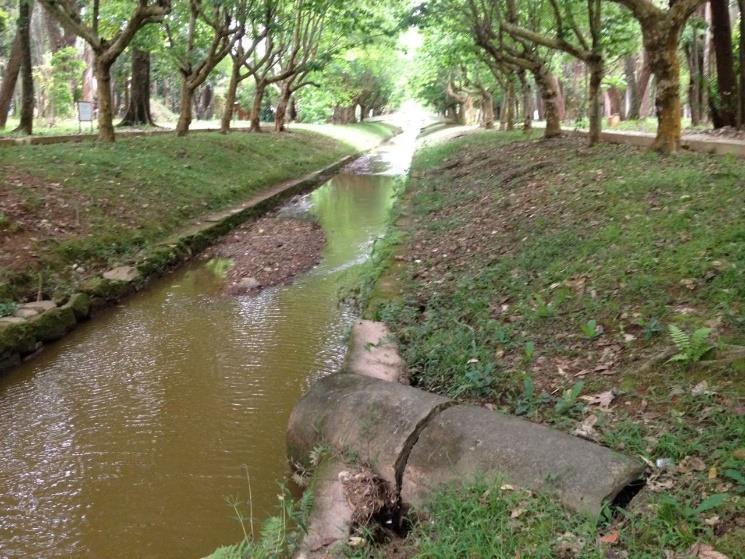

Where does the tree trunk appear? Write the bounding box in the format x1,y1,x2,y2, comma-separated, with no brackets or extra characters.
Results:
686,38,703,125
176,79,194,136
462,95,476,125
82,45,96,101
637,50,653,119
587,58,603,146
95,58,115,142
274,81,291,132
15,0,34,135
739,0,745,126
534,67,562,138
504,82,515,130
454,102,465,125
710,0,737,127
518,70,533,132
480,91,494,128
250,80,265,132
624,55,639,119
119,49,155,127
0,35,22,129
220,57,241,133
645,23,683,153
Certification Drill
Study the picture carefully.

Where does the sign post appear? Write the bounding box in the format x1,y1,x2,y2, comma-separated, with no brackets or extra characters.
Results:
77,101,94,133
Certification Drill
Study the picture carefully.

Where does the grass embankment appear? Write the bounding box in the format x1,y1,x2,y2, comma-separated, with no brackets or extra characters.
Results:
364,130,745,557
0,123,395,302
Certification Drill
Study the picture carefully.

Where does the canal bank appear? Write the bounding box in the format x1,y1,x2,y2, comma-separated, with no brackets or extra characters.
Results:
0,124,398,375
0,126,418,558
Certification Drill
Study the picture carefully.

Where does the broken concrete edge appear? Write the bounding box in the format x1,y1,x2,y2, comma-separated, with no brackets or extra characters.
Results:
345,319,408,384
288,373,647,522
0,133,399,376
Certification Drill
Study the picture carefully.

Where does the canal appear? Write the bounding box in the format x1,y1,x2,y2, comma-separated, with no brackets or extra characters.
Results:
0,128,416,559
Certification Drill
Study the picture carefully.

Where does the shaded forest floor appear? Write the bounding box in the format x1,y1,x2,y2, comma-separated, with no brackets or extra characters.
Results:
359,130,745,558
0,123,394,303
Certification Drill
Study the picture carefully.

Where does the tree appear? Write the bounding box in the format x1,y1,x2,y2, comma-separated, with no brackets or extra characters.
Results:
0,33,22,129
500,0,604,145
39,0,172,142
608,0,705,153
165,0,239,136
119,48,156,126
219,0,271,133
709,0,737,127
15,0,33,135
466,0,564,139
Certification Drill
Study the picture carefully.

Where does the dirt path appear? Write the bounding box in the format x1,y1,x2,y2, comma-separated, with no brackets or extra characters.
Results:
204,213,325,295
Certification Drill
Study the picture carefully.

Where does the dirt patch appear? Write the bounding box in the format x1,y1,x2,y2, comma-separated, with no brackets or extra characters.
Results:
0,169,89,273
205,214,325,295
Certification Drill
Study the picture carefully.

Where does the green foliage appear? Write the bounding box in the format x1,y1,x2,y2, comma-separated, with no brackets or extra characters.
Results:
553,381,584,416
513,375,550,417
0,301,17,318
580,319,603,340
205,257,234,278
667,325,715,364
50,47,85,116
410,479,602,558
209,483,314,559
523,340,536,363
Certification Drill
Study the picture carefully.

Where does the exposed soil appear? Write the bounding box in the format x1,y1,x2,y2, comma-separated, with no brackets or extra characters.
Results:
0,168,90,272
205,213,325,295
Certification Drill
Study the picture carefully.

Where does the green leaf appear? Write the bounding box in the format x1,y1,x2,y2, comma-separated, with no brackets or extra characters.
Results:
694,493,729,514
723,469,745,486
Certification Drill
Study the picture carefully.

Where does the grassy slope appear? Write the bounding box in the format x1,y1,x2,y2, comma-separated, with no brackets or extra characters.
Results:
364,130,745,557
0,123,395,301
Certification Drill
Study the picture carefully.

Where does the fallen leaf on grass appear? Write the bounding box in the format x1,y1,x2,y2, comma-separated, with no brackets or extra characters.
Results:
580,390,615,409
691,381,713,396
572,414,600,441
688,543,729,559
510,506,526,519
677,456,706,473
599,530,620,545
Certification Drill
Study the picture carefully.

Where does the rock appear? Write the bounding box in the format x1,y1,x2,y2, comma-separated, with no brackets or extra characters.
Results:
294,461,355,558
103,266,139,283
287,373,452,489
237,276,260,290
32,307,77,342
62,293,91,321
14,308,39,319
347,320,405,383
20,300,56,313
0,321,36,365
401,405,645,516
79,276,129,302
0,316,27,325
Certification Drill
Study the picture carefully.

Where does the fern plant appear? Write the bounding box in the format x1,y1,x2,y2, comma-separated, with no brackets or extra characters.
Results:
667,325,715,364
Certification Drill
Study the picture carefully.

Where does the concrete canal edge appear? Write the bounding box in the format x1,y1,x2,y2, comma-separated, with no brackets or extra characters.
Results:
0,134,398,376
289,324,646,557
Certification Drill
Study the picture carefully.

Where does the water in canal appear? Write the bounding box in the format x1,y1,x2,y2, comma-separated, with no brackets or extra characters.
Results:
0,129,416,559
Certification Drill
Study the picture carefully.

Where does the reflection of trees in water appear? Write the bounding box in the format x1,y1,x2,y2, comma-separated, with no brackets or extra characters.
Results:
310,174,397,269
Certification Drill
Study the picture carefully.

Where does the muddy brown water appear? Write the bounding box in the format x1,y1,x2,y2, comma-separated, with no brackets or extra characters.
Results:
0,131,416,559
